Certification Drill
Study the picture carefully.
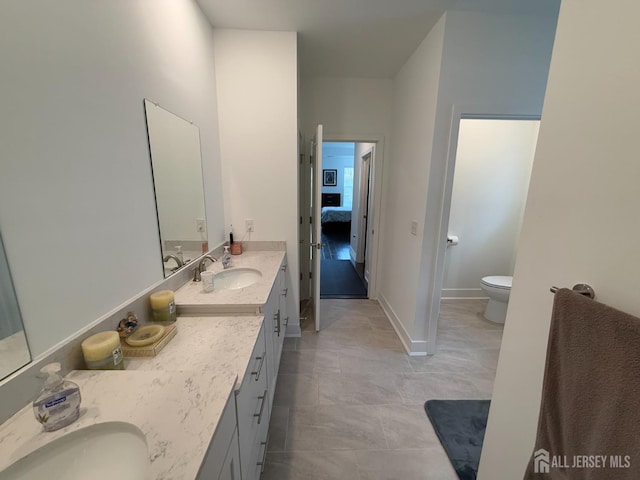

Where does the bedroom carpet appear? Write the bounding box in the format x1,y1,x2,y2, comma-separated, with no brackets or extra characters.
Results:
424,400,491,480
320,259,367,298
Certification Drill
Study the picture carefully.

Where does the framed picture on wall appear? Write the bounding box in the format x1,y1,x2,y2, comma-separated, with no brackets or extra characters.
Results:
323,169,337,186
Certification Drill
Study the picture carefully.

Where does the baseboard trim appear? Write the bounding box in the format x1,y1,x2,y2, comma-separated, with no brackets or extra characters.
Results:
378,294,427,356
441,288,487,299
441,296,489,301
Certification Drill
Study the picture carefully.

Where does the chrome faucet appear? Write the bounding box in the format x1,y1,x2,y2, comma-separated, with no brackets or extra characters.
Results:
193,255,217,282
163,254,183,271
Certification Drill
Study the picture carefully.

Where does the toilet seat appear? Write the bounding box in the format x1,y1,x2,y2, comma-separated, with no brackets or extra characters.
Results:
481,276,512,290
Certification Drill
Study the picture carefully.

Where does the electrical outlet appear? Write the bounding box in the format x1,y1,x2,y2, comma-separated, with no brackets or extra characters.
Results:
246,219,254,232
196,219,205,232
410,221,418,236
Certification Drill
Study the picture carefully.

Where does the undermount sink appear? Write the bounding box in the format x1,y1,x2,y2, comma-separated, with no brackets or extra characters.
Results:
0,422,148,480
212,267,262,290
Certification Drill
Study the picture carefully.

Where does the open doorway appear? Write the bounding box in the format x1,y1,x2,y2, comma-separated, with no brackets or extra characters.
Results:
300,129,384,332
320,141,374,299
436,117,540,363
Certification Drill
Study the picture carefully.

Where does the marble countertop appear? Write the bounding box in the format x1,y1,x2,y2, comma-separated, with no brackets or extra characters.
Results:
174,250,285,315
0,315,265,479
126,315,264,388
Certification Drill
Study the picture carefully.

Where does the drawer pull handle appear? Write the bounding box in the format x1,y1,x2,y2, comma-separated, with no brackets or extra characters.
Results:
281,288,288,296
254,389,268,424
256,435,270,473
251,353,265,381
284,316,289,327
281,264,287,272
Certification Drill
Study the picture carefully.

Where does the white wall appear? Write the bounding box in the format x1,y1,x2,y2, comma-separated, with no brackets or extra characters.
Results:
213,29,300,327
443,119,539,297
378,9,558,353
480,0,640,477
377,15,446,352
300,77,393,141
322,154,355,201
299,76,393,299
418,10,558,349
0,0,224,356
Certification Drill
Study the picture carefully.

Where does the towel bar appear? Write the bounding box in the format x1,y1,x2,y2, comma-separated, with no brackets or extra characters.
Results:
550,283,595,299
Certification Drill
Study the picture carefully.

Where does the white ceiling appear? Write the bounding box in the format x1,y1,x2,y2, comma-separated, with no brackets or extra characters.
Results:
196,0,559,78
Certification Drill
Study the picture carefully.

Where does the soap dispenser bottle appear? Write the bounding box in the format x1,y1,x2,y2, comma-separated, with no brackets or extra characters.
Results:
33,363,81,432
175,245,184,264
222,246,232,269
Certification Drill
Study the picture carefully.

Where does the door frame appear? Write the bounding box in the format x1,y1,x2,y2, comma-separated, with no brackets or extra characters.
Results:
299,133,385,302
354,148,373,267
425,105,541,354
321,133,385,300
312,125,323,331
298,130,311,302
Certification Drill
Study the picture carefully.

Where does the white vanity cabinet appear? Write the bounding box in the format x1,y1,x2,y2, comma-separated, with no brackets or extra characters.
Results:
236,257,289,479
262,258,287,412
277,260,289,359
189,253,294,480
272,260,288,383
235,323,270,480
197,391,241,480
262,286,278,410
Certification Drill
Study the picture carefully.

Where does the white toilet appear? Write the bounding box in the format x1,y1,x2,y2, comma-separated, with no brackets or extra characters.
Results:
480,276,512,323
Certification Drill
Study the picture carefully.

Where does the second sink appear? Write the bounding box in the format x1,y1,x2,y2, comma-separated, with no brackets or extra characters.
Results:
213,268,262,290
0,422,148,480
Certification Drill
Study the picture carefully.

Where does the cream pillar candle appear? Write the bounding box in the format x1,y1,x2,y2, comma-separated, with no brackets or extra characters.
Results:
81,331,124,370
149,290,176,322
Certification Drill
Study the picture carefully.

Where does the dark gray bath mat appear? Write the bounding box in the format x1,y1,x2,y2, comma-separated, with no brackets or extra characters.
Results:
424,400,491,480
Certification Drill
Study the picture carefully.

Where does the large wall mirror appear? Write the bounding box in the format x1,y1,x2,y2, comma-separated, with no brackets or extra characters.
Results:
0,232,31,380
144,100,208,277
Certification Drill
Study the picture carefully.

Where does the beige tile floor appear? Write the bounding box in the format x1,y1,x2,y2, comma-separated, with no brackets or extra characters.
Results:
262,298,503,480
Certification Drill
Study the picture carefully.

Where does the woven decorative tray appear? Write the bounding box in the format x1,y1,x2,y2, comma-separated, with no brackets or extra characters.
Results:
121,324,177,357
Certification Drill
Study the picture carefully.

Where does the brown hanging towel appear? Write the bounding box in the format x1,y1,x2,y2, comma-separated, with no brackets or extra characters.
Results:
524,288,640,479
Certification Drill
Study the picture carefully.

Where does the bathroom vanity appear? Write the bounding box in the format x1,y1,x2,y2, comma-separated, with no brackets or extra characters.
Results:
0,249,293,480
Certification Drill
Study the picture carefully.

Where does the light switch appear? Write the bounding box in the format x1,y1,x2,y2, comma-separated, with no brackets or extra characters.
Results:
411,221,418,236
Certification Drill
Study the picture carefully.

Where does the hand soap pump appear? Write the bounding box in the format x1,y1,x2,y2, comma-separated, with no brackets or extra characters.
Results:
33,362,81,432
222,246,232,269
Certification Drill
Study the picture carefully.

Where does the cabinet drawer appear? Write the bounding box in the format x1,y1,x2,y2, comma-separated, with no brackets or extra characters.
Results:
197,392,238,479
218,427,241,480
263,287,278,392
246,427,269,480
